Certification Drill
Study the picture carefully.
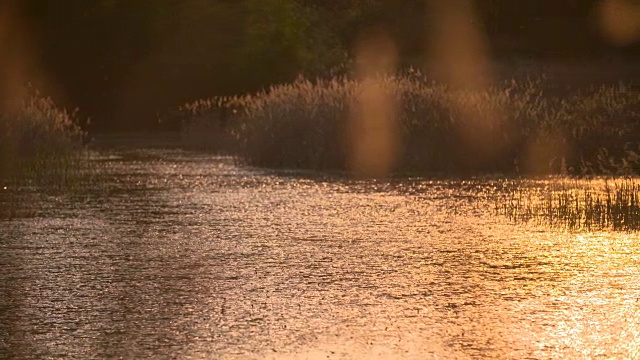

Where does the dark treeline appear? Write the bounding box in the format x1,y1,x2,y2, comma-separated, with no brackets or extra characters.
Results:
15,0,640,131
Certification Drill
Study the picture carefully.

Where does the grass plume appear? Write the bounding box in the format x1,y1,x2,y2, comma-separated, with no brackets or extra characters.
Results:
180,72,639,176
498,179,640,231
0,91,87,186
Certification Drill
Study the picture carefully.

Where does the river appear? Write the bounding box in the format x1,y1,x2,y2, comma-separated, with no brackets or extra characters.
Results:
1,149,639,359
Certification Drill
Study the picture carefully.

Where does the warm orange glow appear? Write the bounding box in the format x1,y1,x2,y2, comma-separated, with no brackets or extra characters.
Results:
523,133,570,175
0,0,53,112
426,0,491,90
349,28,399,178
425,0,506,170
0,0,29,112
597,0,640,46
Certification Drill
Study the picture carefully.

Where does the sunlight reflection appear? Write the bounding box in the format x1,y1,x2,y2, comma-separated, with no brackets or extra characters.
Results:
4,153,640,358
542,232,638,357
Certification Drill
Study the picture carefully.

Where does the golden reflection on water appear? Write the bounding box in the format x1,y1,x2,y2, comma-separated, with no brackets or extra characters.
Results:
500,177,640,231
507,232,640,359
1,151,639,359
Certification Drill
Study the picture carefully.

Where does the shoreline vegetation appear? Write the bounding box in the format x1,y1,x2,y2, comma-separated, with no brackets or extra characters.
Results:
2,80,640,230
179,72,639,177
0,93,87,187
498,179,640,231
2,71,637,180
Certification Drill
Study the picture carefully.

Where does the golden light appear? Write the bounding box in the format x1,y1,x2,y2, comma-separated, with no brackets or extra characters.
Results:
0,0,53,113
425,0,506,171
597,0,640,46
348,28,399,178
426,0,491,90
0,0,29,112
523,133,570,175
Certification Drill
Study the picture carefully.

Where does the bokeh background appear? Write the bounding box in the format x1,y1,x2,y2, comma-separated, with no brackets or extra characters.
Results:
1,0,638,131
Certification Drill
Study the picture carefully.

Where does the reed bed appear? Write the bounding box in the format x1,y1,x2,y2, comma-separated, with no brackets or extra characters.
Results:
181,73,639,175
499,179,640,231
0,93,87,186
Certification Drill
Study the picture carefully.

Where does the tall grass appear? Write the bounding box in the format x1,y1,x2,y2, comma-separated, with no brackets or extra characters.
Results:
181,73,639,175
499,179,640,231
0,93,86,186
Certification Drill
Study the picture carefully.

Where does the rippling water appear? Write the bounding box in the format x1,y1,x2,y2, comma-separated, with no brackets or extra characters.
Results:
1,149,639,359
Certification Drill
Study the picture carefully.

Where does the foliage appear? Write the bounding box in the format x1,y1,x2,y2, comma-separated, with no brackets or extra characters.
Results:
237,0,346,88
0,93,86,185
20,0,637,130
180,74,640,176
499,179,640,231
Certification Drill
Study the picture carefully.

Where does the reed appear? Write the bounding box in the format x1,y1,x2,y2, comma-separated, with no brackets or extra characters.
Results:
499,179,640,231
0,93,87,186
180,73,639,175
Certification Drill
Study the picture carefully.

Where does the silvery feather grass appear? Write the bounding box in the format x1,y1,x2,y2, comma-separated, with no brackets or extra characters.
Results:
0,93,86,186
181,72,639,175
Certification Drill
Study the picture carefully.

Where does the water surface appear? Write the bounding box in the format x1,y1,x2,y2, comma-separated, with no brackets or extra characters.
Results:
1,149,638,359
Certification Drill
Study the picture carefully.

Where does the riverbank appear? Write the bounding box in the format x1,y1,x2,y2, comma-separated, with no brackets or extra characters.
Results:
179,72,639,177
0,94,86,186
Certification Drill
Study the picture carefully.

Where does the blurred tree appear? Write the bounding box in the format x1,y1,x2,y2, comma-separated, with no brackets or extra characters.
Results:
15,0,639,131
236,0,345,88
